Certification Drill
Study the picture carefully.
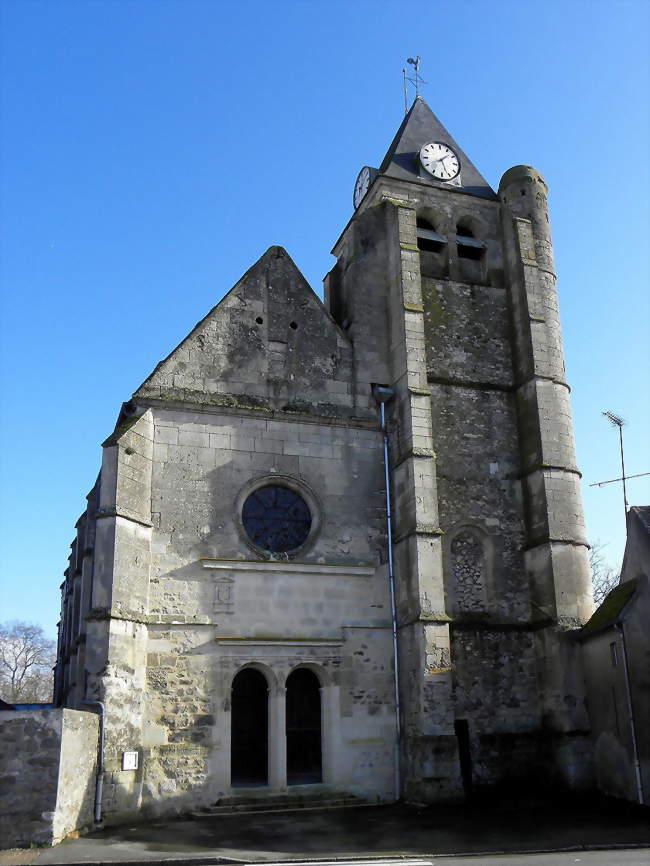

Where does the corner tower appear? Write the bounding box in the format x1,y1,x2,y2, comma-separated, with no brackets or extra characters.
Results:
326,98,593,801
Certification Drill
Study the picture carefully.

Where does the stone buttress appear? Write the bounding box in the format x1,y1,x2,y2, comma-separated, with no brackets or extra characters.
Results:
327,199,458,801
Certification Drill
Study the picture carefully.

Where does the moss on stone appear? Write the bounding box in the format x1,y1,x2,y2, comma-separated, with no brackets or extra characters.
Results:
580,578,639,637
149,389,273,413
421,282,445,343
421,611,453,622
371,197,409,209
102,413,143,447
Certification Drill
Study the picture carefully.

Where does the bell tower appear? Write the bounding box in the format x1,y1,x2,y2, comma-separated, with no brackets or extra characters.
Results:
325,98,593,801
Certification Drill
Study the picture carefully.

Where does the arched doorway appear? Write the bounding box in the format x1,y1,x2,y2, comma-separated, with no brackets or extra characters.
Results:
231,668,268,786
286,668,322,785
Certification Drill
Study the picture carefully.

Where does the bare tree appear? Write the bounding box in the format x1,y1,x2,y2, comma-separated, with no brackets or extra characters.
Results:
0,621,56,703
589,540,620,607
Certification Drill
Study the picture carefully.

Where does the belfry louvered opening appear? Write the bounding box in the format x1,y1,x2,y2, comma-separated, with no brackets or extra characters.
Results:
456,224,486,261
416,217,447,254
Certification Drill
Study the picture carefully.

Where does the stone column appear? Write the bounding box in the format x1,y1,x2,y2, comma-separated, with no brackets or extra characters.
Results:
269,684,287,789
320,684,341,786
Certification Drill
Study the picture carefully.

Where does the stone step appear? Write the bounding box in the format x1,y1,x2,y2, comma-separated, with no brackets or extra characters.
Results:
192,793,368,818
215,789,356,806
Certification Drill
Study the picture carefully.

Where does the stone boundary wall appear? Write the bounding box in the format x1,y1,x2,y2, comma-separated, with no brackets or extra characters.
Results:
0,708,98,847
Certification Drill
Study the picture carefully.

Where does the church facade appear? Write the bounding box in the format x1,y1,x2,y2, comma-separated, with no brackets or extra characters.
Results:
54,98,595,822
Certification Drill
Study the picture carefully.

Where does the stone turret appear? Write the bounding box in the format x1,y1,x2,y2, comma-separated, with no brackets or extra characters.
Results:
499,165,592,629
500,165,555,271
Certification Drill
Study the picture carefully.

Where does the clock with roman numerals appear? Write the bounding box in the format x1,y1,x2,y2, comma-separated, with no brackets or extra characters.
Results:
419,141,461,181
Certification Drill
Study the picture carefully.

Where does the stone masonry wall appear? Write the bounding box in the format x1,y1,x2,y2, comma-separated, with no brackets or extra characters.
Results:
148,408,385,568
451,628,542,786
0,709,98,847
92,403,397,819
415,185,547,786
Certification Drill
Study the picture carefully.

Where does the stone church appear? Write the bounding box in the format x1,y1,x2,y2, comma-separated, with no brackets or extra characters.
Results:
53,97,595,822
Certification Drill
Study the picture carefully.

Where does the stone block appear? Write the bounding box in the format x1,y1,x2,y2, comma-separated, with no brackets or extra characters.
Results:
154,425,179,445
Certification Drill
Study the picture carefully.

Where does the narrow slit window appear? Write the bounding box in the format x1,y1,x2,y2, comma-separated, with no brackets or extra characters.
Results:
610,641,618,667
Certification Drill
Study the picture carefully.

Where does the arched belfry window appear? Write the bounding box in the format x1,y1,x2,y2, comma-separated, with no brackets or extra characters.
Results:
416,215,448,279
456,222,486,262
450,528,488,614
416,217,446,254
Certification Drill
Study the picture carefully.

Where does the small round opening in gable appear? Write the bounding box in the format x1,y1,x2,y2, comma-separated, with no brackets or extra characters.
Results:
242,485,312,553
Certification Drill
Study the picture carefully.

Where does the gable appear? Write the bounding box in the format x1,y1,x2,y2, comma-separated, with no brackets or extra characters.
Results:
134,246,356,416
620,506,650,584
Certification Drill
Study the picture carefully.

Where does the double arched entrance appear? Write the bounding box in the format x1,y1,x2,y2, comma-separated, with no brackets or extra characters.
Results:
230,666,322,787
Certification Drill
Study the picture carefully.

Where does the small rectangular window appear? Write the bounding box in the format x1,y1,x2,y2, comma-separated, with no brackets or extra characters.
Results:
610,641,618,667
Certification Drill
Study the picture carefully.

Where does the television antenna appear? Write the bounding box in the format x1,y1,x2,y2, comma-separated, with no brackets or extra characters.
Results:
589,411,649,524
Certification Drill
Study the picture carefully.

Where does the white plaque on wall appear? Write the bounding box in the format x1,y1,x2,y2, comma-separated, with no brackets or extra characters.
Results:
122,750,139,771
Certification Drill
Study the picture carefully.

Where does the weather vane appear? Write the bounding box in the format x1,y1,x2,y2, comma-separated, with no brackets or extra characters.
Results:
403,56,427,114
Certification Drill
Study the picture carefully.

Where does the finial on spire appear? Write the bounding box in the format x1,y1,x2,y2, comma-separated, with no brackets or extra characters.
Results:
403,56,427,113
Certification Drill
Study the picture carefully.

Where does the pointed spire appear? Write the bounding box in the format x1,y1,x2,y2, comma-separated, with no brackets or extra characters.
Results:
378,97,495,199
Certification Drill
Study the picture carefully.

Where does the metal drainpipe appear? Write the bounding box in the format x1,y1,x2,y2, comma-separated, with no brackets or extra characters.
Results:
616,622,644,805
82,699,106,822
373,385,401,801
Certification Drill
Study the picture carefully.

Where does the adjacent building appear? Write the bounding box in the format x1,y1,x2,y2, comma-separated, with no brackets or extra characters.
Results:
580,506,650,804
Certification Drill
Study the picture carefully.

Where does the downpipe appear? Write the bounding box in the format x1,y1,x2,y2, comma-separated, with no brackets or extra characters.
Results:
616,622,644,805
373,385,401,801
82,699,106,823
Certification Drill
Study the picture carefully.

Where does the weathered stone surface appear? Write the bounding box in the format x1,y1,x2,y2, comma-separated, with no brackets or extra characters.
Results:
48,98,599,834
0,709,98,847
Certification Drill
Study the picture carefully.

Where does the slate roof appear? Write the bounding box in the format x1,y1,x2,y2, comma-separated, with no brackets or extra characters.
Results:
378,97,496,199
579,577,640,639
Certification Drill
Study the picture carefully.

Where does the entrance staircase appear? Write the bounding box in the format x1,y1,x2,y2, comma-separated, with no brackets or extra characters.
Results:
192,790,371,818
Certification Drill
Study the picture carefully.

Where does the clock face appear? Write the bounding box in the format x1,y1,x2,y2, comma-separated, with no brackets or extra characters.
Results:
419,141,461,181
353,166,371,209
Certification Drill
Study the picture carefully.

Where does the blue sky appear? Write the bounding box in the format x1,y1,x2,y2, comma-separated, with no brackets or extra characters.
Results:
1,0,648,639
